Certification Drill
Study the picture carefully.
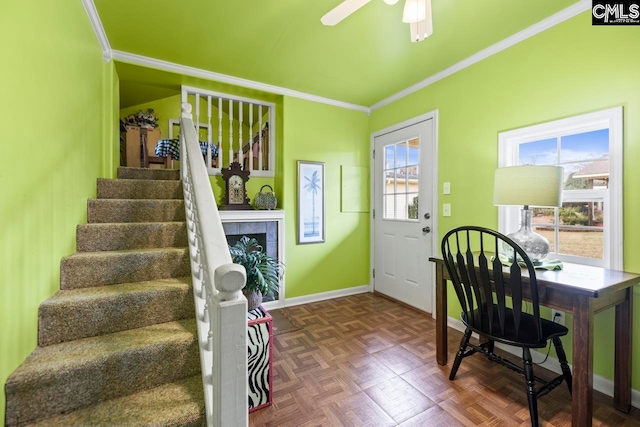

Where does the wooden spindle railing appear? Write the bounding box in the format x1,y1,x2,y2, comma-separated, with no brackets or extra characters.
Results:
181,86,276,177
180,102,248,427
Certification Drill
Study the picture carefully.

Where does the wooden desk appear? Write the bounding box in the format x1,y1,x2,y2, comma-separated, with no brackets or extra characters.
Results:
429,257,638,427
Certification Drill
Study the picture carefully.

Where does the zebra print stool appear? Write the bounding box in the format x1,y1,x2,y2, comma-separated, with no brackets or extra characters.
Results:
247,306,273,412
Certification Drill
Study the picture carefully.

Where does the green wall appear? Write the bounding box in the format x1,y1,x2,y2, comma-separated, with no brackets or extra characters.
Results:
5,1,637,417
370,12,640,390
281,97,370,297
119,93,372,299
0,0,114,416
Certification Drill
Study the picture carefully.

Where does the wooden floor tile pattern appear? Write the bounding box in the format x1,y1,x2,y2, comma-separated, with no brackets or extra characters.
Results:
250,293,640,426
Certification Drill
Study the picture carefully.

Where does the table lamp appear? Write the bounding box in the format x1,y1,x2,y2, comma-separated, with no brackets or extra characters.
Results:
494,165,563,263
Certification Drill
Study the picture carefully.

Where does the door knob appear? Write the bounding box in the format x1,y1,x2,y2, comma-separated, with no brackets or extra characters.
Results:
424,213,431,219
422,226,431,233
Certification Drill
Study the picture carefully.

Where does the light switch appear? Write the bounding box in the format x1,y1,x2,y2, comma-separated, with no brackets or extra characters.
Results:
443,203,451,217
443,182,451,195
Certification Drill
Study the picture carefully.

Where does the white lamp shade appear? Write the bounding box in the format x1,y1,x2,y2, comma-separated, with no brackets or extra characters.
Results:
403,0,427,23
494,165,564,207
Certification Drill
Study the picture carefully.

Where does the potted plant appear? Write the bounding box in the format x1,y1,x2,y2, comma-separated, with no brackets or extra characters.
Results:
229,236,283,311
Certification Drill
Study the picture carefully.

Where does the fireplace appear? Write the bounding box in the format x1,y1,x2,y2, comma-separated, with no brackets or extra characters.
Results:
223,222,277,260
219,210,285,308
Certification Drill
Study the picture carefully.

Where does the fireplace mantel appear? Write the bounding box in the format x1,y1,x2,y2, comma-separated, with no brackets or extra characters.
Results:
219,209,284,222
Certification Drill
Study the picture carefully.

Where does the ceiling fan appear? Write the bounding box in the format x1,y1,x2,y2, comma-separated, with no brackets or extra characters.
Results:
321,0,433,42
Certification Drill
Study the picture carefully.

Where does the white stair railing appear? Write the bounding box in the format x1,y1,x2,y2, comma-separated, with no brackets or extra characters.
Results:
181,85,276,177
180,102,248,427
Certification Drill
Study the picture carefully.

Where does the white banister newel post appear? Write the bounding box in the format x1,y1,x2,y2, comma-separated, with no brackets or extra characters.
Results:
212,263,248,426
214,263,246,301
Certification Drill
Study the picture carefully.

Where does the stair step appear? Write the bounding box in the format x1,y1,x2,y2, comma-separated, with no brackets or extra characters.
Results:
24,375,205,427
39,278,194,346
77,222,187,251
60,248,190,289
5,320,200,426
117,166,181,181
97,178,184,200
87,199,185,223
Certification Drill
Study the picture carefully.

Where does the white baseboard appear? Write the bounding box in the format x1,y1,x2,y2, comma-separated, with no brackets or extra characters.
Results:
279,284,372,308
447,317,640,410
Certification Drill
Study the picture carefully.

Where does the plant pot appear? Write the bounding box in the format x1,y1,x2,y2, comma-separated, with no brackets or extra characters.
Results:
243,289,263,311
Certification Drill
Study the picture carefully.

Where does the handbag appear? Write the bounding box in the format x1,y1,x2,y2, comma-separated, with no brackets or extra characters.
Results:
254,185,277,210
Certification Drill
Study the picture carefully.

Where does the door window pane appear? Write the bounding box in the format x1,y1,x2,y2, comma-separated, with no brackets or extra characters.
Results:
383,170,396,195
407,193,419,219
408,166,419,196
382,139,420,221
398,167,408,193
396,142,407,168
408,138,419,166
384,194,395,219
396,193,408,220
385,145,395,170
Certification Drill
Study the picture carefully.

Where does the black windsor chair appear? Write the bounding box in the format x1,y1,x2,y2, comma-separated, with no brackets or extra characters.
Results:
441,226,572,427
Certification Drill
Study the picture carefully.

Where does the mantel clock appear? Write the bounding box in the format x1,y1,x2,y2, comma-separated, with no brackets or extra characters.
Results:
221,162,252,210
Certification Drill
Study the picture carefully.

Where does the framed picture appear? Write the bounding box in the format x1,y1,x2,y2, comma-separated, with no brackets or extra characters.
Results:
297,161,325,244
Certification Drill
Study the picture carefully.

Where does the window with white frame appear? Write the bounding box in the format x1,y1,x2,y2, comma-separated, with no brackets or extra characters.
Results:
498,107,622,269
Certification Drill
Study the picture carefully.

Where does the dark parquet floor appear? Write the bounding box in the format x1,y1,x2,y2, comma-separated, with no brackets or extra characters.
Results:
249,293,640,426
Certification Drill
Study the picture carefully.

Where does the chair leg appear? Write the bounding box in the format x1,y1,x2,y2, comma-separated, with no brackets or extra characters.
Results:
522,348,539,427
552,336,572,395
449,328,472,380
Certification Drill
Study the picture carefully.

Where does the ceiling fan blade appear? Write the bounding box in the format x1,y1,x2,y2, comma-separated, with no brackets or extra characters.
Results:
321,0,371,26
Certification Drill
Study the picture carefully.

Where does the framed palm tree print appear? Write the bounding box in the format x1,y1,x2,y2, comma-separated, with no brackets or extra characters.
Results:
297,161,325,244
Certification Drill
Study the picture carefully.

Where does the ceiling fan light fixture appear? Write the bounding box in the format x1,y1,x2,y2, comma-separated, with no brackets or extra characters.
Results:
409,16,433,42
402,0,427,23
405,0,432,42
383,0,399,4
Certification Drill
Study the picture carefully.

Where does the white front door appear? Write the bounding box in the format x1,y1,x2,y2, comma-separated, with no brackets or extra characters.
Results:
373,118,435,312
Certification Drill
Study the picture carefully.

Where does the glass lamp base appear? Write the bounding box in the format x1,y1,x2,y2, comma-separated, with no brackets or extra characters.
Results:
507,208,550,264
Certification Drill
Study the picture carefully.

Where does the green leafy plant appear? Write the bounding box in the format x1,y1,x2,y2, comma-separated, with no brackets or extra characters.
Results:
229,236,283,297
559,207,588,226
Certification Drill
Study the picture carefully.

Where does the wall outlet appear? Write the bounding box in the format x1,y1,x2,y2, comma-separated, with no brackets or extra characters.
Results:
551,309,565,326
443,203,451,217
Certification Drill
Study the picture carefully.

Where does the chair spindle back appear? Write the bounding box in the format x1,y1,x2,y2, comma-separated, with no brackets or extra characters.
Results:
441,226,543,343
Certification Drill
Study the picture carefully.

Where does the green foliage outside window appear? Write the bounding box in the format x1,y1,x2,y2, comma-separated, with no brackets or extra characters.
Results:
408,196,419,220
559,207,588,226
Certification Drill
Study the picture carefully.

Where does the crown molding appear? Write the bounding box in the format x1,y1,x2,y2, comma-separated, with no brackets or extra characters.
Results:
84,0,589,114
369,0,590,111
111,50,370,114
82,0,112,62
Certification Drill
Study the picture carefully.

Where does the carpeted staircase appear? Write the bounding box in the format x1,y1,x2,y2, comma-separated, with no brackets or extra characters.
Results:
5,167,206,426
